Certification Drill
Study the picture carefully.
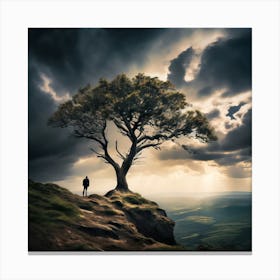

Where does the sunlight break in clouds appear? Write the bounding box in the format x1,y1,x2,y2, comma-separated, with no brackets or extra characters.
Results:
39,73,71,103
129,29,226,83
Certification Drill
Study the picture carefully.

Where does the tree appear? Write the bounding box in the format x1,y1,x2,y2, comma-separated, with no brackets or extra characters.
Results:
48,74,217,192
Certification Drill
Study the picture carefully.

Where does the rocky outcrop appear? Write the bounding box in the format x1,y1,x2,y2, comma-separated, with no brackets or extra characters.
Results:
106,189,176,246
28,180,179,251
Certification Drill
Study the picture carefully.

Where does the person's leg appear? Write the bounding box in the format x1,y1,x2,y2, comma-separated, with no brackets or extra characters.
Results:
83,187,85,197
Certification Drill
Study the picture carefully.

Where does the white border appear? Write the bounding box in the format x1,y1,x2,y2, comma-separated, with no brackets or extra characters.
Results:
0,0,279,279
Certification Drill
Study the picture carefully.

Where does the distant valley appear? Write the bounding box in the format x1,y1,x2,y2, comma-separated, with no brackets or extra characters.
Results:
153,192,252,251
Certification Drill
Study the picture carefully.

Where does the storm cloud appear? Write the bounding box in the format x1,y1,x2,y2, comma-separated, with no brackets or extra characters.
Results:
206,109,220,120
167,29,252,98
159,109,252,177
167,47,195,88
28,60,91,181
196,29,251,97
221,109,252,151
28,28,167,96
226,102,246,120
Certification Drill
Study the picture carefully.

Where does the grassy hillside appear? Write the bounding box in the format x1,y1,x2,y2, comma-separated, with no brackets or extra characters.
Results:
28,180,180,251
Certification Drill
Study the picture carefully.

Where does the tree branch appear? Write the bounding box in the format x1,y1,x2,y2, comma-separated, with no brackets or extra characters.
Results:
101,121,108,145
90,148,112,164
74,129,105,147
74,123,120,169
132,113,143,132
121,138,137,175
115,140,126,160
90,147,104,158
136,142,161,153
132,152,143,163
137,133,168,144
113,118,130,137
123,117,137,142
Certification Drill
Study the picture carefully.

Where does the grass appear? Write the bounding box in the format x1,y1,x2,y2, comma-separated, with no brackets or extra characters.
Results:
122,194,148,205
29,181,80,227
109,191,158,213
76,201,93,211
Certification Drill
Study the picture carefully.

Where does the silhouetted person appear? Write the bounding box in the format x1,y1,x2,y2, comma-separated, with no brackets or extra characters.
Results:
82,176,90,197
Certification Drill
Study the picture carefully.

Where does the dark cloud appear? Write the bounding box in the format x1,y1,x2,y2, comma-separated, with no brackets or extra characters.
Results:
226,102,245,120
197,86,213,97
158,108,252,176
167,28,251,98
28,60,91,181
206,109,220,120
28,28,167,96
159,148,224,161
214,150,251,167
195,29,251,97
221,109,252,151
167,47,195,87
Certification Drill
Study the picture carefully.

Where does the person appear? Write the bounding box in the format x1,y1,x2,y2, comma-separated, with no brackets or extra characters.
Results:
82,176,90,197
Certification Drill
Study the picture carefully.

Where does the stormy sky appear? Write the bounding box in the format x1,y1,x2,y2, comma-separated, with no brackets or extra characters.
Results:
28,28,252,196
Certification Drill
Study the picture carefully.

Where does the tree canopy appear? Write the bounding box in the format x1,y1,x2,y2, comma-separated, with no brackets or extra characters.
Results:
49,73,217,191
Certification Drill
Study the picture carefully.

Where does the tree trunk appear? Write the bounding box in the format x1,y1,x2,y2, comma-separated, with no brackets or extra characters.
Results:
113,137,137,192
115,167,129,192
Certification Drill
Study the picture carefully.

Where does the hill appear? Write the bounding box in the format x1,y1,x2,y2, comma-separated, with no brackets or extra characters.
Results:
28,180,180,251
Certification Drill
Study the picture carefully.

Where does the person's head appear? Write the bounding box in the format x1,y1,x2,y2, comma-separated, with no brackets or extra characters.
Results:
85,176,88,179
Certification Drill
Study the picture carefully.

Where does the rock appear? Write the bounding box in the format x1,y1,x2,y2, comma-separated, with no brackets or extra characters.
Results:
106,190,176,245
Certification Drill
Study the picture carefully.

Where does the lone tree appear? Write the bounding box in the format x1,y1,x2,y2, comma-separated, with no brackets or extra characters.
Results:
48,74,216,192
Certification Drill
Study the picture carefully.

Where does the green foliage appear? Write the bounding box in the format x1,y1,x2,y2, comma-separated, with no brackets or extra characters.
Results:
48,73,216,144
